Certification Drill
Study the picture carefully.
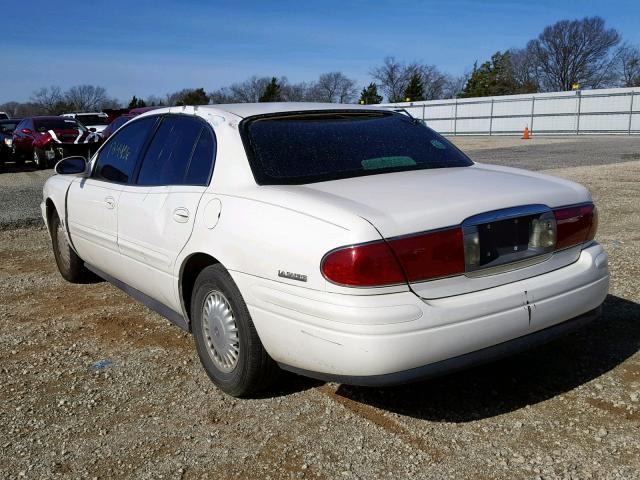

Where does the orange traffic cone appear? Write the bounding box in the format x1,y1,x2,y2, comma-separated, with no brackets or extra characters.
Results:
522,126,530,140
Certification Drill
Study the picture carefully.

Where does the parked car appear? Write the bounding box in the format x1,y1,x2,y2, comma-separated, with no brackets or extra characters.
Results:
13,116,101,169
62,112,110,133
0,112,9,120
99,107,162,141
0,118,21,169
41,104,608,397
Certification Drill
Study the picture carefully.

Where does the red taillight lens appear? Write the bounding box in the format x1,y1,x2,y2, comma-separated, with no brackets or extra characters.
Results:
554,203,597,250
321,241,406,287
387,227,464,282
321,227,464,287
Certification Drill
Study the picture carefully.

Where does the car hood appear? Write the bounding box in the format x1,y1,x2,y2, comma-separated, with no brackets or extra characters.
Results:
269,163,591,238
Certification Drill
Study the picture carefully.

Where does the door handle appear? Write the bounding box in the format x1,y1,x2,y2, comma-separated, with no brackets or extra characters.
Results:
173,207,190,223
105,197,115,209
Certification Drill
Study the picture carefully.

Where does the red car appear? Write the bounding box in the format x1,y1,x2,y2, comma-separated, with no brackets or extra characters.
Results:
12,116,101,169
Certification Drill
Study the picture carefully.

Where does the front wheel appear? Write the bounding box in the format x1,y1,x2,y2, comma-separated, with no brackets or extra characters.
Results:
191,264,279,397
50,212,91,283
33,148,48,169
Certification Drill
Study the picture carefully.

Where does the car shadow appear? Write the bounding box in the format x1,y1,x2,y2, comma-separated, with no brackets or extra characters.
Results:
0,158,46,173
331,294,639,422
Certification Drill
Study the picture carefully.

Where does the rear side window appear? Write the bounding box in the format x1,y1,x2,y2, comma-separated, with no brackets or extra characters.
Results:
94,116,157,183
241,111,473,185
136,115,215,186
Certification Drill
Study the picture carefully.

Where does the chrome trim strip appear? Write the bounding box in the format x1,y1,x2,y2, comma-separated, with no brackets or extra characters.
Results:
462,204,550,227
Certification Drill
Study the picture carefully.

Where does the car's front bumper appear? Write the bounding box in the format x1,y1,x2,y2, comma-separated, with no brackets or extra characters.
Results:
231,243,609,384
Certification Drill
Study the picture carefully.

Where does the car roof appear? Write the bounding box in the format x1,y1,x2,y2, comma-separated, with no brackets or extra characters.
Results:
0,118,21,123
204,102,391,118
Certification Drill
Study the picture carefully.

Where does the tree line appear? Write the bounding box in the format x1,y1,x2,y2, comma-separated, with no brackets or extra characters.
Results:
2,16,639,117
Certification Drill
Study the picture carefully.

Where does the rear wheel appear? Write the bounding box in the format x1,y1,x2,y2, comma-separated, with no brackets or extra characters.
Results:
191,264,279,397
13,147,24,166
33,148,48,169
50,212,91,283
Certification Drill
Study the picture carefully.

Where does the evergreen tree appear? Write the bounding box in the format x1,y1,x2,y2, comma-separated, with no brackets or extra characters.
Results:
128,95,147,109
176,88,209,106
459,51,536,98
403,73,425,101
259,77,282,102
358,83,383,104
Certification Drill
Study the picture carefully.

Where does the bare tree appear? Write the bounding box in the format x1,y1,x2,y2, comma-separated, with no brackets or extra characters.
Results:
617,45,640,87
0,101,43,117
508,48,539,92
280,80,311,102
30,86,66,114
145,95,165,106
65,85,112,111
228,76,272,103
412,64,450,100
309,72,357,103
527,16,621,91
371,57,412,102
442,73,469,99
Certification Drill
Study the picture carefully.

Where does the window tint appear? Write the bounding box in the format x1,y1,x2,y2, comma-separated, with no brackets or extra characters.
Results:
184,128,215,185
34,118,85,132
137,115,214,186
94,116,157,183
242,111,473,185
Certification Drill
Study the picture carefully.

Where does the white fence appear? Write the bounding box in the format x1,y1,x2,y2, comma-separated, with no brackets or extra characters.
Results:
383,87,640,135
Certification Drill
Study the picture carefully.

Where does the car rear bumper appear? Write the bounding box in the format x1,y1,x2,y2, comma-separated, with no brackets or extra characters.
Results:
232,242,609,383
279,306,602,386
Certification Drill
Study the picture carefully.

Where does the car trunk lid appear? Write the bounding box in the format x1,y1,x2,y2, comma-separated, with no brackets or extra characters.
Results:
288,163,591,298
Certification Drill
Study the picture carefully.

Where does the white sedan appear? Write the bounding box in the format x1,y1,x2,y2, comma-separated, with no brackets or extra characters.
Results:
41,103,609,397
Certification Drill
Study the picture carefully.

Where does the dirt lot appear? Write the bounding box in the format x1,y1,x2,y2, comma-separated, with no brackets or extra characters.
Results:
1,139,639,479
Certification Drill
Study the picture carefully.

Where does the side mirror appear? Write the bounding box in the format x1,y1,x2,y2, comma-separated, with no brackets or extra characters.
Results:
21,128,32,135
55,156,88,175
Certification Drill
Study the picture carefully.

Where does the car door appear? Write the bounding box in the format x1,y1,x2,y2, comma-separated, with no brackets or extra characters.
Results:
116,114,216,311
13,119,34,156
66,116,159,279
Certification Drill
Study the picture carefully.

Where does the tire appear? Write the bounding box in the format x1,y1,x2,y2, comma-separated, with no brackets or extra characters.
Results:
50,212,91,283
191,264,279,397
13,147,24,166
33,148,47,169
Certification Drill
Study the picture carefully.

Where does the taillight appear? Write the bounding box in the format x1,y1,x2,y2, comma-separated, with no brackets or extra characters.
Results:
36,131,52,147
321,227,464,287
554,203,597,250
387,227,464,282
321,241,406,287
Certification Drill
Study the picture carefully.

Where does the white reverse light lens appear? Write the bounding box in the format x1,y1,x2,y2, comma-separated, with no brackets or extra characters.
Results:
530,216,556,249
4,138,11,147
463,230,480,267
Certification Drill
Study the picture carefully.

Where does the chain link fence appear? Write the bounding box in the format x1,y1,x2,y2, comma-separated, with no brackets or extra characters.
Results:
384,87,640,135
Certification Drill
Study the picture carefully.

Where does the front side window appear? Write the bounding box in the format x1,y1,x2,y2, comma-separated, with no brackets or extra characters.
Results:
241,111,473,185
94,116,157,183
136,115,215,186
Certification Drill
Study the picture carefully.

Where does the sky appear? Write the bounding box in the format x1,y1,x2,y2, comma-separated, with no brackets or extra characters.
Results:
2,0,640,103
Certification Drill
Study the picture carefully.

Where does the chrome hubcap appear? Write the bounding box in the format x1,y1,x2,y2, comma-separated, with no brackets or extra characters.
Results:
202,290,239,372
56,221,71,268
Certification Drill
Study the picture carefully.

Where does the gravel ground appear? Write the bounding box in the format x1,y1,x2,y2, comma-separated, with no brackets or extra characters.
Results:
450,135,640,171
0,141,639,479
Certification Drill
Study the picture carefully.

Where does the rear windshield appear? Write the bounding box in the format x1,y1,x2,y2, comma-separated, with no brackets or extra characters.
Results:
75,114,109,126
34,118,85,132
241,111,473,185
0,121,20,134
